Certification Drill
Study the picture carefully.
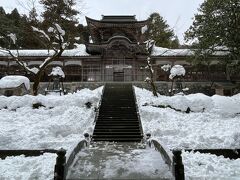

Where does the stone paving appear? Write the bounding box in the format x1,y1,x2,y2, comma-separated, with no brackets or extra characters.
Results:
66,142,173,180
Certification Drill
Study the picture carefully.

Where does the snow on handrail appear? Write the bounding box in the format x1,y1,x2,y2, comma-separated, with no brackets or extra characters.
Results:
64,138,89,179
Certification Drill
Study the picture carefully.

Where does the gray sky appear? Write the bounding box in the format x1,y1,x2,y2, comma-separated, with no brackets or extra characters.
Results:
1,0,204,44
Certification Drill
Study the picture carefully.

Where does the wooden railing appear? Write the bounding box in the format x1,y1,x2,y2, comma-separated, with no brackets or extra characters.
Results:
0,148,66,180
0,134,90,180
151,140,184,180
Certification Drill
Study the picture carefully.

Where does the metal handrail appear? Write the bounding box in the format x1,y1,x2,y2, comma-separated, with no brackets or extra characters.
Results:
64,139,89,179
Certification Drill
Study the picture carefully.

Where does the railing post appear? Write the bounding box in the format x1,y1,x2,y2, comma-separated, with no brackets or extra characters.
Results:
146,133,152,147
173,150,185,180
54,148,66,180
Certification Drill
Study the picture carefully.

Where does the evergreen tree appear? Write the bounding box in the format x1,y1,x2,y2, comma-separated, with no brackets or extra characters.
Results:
0,8,21,48
40,0,80,47
77,24,89,44
144,13,179,48
185,0,240,80
28,7,38,26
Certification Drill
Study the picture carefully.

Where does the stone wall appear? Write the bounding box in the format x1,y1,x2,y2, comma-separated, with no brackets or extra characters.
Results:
35,81,216,96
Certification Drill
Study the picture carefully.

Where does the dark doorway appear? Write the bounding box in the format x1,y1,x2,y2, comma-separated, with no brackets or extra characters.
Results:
113,72,124,81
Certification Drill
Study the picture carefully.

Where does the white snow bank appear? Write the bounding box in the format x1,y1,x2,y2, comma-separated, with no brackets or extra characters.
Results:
0,86,103,180
0,88,102,110
135,87,240,149
0,87,103,151
0,75,30,90
183,151,240,179
0,153,56,180
135,87,240,115
135,87,240,179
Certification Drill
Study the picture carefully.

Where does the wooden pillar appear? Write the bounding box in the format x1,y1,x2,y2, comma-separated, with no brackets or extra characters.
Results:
173,150,185,180
54,148,66,180
81,64,83,82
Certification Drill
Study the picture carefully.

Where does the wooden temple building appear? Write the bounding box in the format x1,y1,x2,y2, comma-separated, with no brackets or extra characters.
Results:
0,15,239,83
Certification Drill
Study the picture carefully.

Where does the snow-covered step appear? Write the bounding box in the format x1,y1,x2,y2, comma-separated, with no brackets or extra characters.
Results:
93,83,142,142
66,142,173,180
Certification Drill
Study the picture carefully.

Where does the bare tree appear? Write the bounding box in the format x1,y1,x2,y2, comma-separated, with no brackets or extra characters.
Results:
145,40,158,97
0,24,68,95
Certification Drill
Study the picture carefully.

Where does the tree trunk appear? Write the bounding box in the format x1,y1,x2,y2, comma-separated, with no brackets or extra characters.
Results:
33,72,42,96
150,80,158,97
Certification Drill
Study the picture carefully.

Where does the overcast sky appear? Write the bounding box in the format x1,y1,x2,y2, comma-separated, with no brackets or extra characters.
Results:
1,0,204,44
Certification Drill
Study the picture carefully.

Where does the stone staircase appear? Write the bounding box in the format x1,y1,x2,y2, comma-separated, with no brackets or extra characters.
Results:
92,83,143,142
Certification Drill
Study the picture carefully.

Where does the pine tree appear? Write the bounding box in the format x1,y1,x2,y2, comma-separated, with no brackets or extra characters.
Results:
185,0,240,80
28,7,38,26
40,0,80,48
144,13,179,48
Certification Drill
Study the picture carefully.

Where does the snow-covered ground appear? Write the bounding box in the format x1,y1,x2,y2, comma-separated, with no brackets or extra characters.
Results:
67,142,172,179
0,87,103,180
135,87,240,179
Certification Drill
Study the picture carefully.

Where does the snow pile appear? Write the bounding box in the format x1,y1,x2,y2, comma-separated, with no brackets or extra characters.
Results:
135,87,240,149
0,75,30,90
0,153,56,180
0,87,103,179
169,65,185,79
0,88,102,110
183,151,240,179
136,87,214,112
0,87,103,150
135,87,240,179
49,66,65,78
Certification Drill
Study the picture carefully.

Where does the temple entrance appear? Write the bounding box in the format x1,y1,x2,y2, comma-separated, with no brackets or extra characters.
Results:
113,72,124,81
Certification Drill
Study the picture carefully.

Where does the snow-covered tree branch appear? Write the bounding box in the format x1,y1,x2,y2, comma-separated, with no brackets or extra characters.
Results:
145,39,158,97
0,23,68,95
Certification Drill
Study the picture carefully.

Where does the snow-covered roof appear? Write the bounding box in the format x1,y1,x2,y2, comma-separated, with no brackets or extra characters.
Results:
0,44,89,57
0,75,30,90
151,46,229,57
0,44,229,58
151,46,193,56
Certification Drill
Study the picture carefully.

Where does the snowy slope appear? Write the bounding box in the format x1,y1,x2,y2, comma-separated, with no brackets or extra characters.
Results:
134,87,240,179
0,87,103,180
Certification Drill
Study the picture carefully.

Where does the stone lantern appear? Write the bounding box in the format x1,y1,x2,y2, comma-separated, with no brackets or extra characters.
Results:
45,66,66,95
